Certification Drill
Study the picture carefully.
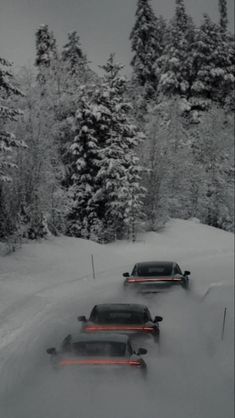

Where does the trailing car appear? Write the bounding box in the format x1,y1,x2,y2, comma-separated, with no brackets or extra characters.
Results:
78,303,163,342
46,333,147,371
123,261,191,293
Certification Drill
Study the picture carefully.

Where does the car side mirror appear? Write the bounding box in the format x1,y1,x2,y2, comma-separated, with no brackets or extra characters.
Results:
154,316,163,323
137,348,147,355
184,270,191,276
123,272,130,278
46,347,57,355
78,315,87,322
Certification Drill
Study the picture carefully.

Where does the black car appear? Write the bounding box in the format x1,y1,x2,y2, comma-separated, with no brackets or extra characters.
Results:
123,261,191,293
46,333,147,370
78,303,163,341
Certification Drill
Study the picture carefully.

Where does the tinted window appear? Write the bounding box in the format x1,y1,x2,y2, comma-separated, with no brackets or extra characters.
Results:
72,341,126,357
174,264,182,275
136,264,173,277
132,265,138,275
93,310,147,324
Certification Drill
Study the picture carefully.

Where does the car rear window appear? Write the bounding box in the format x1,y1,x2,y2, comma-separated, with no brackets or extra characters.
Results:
72,341,126,357
136,264,173,276
94,311,147,324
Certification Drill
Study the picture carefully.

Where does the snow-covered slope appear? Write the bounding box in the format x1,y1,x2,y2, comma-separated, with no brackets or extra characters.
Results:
0,219,234,418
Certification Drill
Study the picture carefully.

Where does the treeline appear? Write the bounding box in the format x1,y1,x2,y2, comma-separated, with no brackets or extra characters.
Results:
0,0,234,246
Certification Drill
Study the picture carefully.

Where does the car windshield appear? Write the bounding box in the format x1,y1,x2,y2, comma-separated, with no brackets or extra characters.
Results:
93,310,147,324
136,264,173,277
72,341,126,357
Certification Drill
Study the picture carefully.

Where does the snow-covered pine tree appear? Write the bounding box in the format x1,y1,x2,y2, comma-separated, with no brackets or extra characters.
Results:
217,2,235,109
130,0,165,99
219,0,228,31
66,98,101,239
154,15,167,83
158,0,195,98
191,14,235,107
55,31,96,187
67,55,145,242
35,24,57,68
35,24,58,85
61,31,96,96
0,57,25,183
62,31,87,75
0,57,26,239
94,55,145,241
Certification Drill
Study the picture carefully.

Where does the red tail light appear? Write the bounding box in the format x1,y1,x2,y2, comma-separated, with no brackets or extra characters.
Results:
59,359,142,367
127,277,182,283
84,325,155,333
129,360,142,367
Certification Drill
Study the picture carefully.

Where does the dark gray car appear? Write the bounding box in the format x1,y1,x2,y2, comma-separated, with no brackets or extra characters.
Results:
123,261,191,293
78,303,163,342
46,333,147,370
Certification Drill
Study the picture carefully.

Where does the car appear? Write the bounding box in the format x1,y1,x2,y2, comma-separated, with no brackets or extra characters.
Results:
123,261,191,293
46,333,147,371
78,303,163,341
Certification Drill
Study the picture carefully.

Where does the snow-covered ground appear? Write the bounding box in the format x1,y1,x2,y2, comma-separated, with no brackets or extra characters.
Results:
0,219,234,418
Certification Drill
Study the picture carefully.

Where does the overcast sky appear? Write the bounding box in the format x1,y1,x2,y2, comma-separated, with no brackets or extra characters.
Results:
0,0,234,73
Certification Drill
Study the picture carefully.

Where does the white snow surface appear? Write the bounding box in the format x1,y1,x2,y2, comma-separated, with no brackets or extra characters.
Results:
0,218,234,418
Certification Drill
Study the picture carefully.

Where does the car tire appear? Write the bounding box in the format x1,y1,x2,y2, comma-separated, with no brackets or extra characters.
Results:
181,277,190,290
153,333,160,343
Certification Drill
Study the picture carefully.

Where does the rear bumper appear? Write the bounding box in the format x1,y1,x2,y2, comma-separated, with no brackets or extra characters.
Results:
50,357,146,370
124,279,188,292
82,326,159,337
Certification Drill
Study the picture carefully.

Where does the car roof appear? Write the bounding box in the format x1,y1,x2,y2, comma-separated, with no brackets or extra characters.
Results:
94,303,148,313
73,333,129,344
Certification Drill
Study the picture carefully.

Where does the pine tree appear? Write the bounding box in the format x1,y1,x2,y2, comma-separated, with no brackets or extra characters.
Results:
219,0,228,31
0,57,25,183
175,0,188,32
60,31,95,97
0,57,26,239
62,31,87,75
35,24,57,68
35,25,58,86
158,0,195,98
94,55,145,240
191,15,235,107
66,98,101,238
66,55,145,241
130,0,164,98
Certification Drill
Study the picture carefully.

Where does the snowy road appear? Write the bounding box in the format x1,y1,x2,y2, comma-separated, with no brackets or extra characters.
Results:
0,220,234,418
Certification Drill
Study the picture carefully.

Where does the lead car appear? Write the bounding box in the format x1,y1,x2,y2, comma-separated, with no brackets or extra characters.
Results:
46,333,147,372
123,261,191,293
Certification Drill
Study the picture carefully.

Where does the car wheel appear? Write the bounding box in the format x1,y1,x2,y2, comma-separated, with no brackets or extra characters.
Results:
153,333,160,343
182,278,190,290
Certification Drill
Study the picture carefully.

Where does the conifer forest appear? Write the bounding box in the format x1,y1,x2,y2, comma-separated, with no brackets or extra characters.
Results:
0,0,234,246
